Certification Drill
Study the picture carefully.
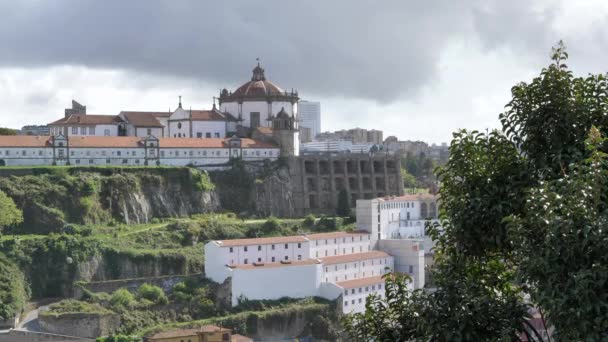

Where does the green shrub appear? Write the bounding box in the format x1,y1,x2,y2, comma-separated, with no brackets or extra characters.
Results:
262,217,280,234
110,288,135,309
96,335,141,342
137,284,168,305
302,214,316,229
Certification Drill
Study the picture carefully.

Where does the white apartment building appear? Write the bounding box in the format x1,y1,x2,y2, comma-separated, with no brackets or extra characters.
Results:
0,135,279,168
298,101,321,140
356,194,440,288
205,230,405,313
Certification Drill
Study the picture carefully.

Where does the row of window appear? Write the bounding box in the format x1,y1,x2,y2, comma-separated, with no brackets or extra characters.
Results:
380,201,417,210
229,243,302,253
344,283,383,297
314,245,370,257
328,268,389,282
314,235,367,246
324,258,388,273
173,132,222,138
1,148,276,158
241,254,303,264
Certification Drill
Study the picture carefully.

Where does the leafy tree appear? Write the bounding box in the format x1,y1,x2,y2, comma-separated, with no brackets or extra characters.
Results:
262,216,280,234
302,214,316,229
345,43,608,340
0,127,17,136
336,189,351,217
400,169,417,189
137,284,168,305
110,288,135,309
0,190,23,234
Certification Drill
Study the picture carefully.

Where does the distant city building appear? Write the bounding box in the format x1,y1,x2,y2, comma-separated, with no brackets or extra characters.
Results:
299,126,313,143
298,100,321,140
19,125,49,136
384,136,448,162
300,140,377,154
317,128,383,145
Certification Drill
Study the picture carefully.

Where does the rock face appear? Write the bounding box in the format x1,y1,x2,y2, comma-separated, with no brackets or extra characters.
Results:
253,166,297,217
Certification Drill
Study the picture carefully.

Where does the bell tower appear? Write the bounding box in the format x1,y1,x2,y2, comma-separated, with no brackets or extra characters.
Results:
272,107,299,157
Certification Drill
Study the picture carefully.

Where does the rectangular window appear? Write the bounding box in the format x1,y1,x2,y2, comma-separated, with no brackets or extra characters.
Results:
147,128,152,135
106,159,110,164
271,244,275,250
206,133,211,138
351,289,355,294
89,159,94,164
229,247,233,253
75,159,80,164
80,127,86,135
284,256,288,260
244,246,248,252
89,127,95,135
257,245,261,251
297,243,301,248
271,256,275,262
284,244,288,249
72,127,78,134
117,151,121,156
409,265,414,273
214,132,220,138
197,132,202,138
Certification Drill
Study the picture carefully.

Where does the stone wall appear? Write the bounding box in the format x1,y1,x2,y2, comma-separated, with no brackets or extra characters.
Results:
74,273,202,298
0,330,92,342
38,313,120,339
291,153,404,216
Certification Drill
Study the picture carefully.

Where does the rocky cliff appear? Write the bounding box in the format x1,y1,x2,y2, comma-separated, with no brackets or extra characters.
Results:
252,166,297,217
0,167,219,233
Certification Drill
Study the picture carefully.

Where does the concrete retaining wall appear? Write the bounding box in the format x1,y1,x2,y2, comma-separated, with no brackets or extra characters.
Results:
74,273,202,298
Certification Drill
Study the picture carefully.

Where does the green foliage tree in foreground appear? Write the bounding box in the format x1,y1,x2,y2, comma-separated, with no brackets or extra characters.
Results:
344,42,608,340
0,189,23,234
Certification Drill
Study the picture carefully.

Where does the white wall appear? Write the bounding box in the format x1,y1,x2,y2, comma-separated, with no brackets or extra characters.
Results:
378,239,425,289
191,121,226,138
231,263,322,306
221,100,295,128
308,235,371,259
341,282,386,314
321,256,393,283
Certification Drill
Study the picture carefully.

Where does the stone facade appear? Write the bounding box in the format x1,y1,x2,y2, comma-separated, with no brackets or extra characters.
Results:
290,152,404,216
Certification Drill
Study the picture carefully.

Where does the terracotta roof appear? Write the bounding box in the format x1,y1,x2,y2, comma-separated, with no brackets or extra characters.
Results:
0,135,51,147
147,326,229,339
336,275,384,289
48,114,123,126
68,136,143,148
158,137,277,149
229,259,320,270
215,235,308,247
0,136,277,149
255,126,273,135
320,251,391,265
120,111,169,127
375,194,438,202
189,109,233,121
305,231,370,241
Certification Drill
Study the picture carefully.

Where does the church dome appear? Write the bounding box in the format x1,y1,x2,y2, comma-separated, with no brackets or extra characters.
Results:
220,62,298,103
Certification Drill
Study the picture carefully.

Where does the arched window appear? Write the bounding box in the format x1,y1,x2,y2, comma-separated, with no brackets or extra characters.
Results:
420,202,428,218
430,202,437,218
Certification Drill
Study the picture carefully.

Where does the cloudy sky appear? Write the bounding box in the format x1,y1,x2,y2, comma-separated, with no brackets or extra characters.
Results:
0,1,607,143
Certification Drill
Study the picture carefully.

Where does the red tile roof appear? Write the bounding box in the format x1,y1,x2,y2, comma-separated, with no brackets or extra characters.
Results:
0,136,277,149
335,275,384,289
120,111,170,127
305,231,369,241
216,235,308,247
375,194,438,202
229,259,320,270
232,334,253,342
319,251,391,265
68,136,143,148
0,135,51,147
48,114,123,126
190,109,230,121
158,137,276,148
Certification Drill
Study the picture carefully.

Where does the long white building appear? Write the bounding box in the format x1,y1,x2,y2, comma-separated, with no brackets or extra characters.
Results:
0,135,279,167
204,231,399,313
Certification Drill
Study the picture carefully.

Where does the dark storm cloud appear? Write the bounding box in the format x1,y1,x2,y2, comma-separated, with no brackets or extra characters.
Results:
0,1,557,102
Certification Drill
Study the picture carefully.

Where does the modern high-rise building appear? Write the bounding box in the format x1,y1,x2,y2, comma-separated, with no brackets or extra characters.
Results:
298,100,321,140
